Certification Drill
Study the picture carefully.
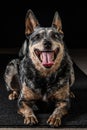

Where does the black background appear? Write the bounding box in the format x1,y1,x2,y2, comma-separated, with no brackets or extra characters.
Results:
0,1,87,127
2,1,87,49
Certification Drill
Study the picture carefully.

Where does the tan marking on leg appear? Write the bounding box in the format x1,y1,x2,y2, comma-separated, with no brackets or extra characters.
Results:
18,102,38,125
49,85,69,100
47,85,69,127
47,102,68,127
8,91,18,100
22,83,41,101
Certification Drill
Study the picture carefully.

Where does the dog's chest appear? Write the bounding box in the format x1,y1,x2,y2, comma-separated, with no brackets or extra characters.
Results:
34,75,57,101
42,93,48,102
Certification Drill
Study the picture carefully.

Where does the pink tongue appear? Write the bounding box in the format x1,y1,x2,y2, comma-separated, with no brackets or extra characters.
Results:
42,52,54,67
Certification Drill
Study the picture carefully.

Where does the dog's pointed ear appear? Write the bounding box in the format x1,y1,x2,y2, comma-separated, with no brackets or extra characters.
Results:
25,9,40,35
52,11,63,33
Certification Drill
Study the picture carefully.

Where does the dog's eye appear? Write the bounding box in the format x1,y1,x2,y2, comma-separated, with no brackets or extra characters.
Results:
32,34,42,42
51,33,59,40
51,32,64,41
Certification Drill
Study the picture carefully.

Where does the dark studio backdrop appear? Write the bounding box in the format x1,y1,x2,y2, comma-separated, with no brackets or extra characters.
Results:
0,1,87,128
2,1,87,50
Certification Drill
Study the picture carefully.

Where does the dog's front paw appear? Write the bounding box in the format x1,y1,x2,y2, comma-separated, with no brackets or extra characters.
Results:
24,115,38,125
47,114,61,127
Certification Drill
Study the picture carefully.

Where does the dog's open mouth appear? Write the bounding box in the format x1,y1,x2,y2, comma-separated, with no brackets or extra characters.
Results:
34,48,59,68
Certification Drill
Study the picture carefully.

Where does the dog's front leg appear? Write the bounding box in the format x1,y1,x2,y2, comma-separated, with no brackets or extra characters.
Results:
18,83,39,125
47,85,70,127
18,100,38,125
47,101,68,127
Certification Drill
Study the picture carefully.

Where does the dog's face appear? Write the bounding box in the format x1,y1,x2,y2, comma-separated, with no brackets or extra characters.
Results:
24,10,65,76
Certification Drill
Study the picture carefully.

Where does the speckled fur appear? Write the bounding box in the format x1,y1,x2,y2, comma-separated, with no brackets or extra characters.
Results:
4,9,75,127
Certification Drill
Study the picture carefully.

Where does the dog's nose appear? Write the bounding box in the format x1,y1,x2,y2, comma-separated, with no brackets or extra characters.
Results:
44,41,52,49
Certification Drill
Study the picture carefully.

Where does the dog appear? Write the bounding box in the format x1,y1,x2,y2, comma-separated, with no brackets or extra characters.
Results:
4,9,75,127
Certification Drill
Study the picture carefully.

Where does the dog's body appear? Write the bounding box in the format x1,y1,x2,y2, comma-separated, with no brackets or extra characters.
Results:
4,10,75,127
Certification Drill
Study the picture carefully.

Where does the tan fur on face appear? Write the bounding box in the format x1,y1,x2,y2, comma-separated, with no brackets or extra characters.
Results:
29,40,64,77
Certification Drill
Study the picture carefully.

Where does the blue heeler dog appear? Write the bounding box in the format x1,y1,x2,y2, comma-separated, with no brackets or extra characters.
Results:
4,10,75,127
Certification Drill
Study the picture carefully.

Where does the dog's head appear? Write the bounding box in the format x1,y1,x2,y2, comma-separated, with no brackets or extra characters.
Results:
20,10,65,76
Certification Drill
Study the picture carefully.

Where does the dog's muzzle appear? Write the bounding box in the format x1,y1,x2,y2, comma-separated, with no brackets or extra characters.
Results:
44,41,52,50
34,48,59,68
